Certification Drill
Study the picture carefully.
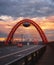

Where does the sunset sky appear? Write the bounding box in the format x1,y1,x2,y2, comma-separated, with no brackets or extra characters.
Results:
0,0,54,42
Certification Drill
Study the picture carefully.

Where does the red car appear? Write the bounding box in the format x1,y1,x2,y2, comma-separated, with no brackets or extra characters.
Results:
17,43,23,47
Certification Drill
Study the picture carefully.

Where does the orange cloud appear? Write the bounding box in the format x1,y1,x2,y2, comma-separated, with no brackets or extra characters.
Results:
0,16,54,31
46,16,54,22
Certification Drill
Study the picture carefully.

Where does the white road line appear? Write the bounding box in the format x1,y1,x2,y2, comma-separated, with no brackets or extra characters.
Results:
0,45,37,59
16,54,22,57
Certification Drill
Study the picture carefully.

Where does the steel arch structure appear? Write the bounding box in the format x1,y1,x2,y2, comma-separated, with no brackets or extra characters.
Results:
5,19,48,45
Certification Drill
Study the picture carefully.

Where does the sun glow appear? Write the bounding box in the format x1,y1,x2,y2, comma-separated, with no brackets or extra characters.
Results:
0,38,6,41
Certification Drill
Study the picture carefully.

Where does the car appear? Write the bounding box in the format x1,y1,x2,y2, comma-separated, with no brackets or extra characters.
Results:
17,43,23,47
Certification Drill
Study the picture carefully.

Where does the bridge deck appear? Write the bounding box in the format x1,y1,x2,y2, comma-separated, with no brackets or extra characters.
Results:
0,45,45,65
36,43,54,65
0,44,54,65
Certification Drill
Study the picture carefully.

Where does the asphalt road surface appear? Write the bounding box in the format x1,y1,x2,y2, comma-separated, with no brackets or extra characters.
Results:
0,45,45,65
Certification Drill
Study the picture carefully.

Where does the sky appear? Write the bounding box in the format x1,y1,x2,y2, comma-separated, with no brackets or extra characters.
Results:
0,0,54,42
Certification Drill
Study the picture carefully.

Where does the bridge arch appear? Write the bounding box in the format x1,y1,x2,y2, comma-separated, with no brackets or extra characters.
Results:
5,19,48,45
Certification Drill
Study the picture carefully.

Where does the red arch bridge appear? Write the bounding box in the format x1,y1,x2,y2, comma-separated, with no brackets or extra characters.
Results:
5,19,48,45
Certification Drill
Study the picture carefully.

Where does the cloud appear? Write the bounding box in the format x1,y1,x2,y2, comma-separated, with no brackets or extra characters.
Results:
45,29,54,41
0,31,7,37
0,15,13,21
46,16,54,22
0,0,54,17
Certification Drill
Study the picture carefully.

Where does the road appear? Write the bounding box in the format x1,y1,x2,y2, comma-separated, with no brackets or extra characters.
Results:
0,45,45,65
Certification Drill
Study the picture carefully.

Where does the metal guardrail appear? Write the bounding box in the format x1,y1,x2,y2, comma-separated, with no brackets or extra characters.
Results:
8,45,46,65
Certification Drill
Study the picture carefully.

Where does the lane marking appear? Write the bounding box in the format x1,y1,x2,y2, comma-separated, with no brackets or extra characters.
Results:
0,45,38,59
